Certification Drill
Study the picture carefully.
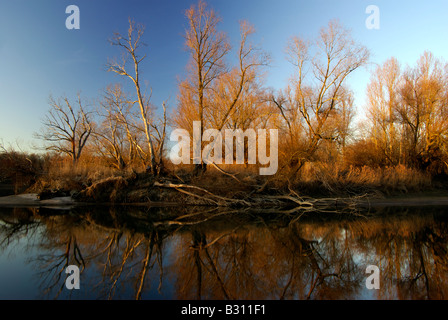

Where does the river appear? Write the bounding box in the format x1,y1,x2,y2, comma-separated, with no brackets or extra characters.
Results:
0,204,447,300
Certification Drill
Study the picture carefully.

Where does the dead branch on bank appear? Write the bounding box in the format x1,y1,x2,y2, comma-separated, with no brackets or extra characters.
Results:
152,180,369,217
153,181,252,206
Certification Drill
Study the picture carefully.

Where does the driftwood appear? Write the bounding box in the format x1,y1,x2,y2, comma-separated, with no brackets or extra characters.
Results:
153,181,252,206
153,180,368,215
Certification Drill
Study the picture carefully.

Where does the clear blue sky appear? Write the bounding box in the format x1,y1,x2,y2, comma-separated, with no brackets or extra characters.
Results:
1,0,447,151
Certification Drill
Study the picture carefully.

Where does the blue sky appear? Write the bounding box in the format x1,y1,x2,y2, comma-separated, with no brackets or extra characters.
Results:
1,0,447,151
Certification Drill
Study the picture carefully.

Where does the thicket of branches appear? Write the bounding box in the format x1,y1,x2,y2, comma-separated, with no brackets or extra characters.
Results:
359,52,448,175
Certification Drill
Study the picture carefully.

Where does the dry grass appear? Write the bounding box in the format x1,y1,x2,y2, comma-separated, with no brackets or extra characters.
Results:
28,155,139,194
166,161,434,199
162,161,433,202
23,152,435,202
287,162,432,197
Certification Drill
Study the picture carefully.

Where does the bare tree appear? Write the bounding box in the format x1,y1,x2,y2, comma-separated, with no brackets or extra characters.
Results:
183,0,231,173
272,20,370,170
209,21,270,132
397,51,448,170
150,101,168,175
37,95,92,165
366,57,401,165
92,84,144,170
363,51,448,172
174,13,270,171
107,18,158,174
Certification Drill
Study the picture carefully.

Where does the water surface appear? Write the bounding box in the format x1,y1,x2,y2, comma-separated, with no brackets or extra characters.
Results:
0,205,447,300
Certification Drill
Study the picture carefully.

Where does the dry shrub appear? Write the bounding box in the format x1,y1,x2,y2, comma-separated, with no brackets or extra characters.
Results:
75,176,129,203
29,155,122,194
189,164,256,197
168,159,432,199
0,150,44,194
344,140,387,167
285,162,432,197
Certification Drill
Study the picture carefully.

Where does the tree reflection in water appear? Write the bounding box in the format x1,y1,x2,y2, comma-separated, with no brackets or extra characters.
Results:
0,206,447,300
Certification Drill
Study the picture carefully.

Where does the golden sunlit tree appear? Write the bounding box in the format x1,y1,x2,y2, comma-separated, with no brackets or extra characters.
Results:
206,21,271,132
177,0,230,173
397,51,448,171
272,20,370,171
364,51,448,173
365,57,401,165
174,2,271,173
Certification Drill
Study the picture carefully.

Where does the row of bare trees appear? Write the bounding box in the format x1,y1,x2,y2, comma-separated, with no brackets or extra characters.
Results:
364,51,448,173
37,18,167,174
35,0,448,178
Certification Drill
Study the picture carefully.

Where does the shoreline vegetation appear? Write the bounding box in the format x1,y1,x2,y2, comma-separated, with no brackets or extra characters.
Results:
0,153,447,214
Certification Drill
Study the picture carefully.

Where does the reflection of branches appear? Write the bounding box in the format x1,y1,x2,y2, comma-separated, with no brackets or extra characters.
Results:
279,255,295,300
0,218,41,249
107,236,143,299
154,208,239,227
187,228,240,299
2,207,367,300
303,239,339,299
192,230,205,300
260,219,363,300
413,234,431,299
135,231,165,300
0,208,41,251
36,234,85,299
94,229,169,300
359,212,448,300
202,241,231,299
400,230,441,300
4,205,448,300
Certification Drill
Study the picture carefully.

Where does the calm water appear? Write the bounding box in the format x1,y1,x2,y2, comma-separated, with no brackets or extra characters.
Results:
0,204,447,300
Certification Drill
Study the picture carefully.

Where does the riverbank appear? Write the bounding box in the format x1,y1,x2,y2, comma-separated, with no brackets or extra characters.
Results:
2,161,446,212
0,193,75,208
2,191,448,210
357,191,448,208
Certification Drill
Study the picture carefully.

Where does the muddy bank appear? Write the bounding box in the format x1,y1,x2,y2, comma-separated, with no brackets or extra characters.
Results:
2,192,448,211
0,193,75,208
357,196,448,208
